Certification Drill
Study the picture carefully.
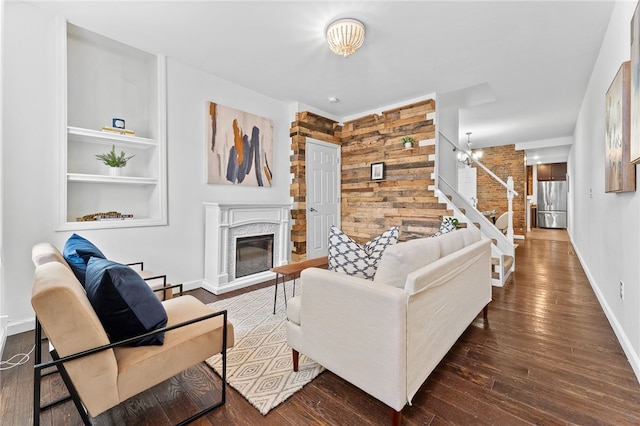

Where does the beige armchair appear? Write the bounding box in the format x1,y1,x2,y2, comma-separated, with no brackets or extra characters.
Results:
495,212,509,234
31,242,234,426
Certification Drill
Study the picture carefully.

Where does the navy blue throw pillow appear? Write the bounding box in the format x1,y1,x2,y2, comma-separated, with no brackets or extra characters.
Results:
63,233,106,286
85,257,168,346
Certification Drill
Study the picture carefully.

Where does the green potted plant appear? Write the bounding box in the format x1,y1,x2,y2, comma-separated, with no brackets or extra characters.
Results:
401,136,414,149
96,145,134,176
443,217,460,229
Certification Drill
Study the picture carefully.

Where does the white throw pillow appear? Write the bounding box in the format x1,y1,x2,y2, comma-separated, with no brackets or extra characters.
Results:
328,225,399,280
374,237,442,288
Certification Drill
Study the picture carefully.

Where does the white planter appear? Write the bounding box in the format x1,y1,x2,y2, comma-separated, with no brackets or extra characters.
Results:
108,167,122,176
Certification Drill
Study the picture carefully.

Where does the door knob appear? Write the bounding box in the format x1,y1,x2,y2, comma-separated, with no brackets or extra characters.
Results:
310,207,317,212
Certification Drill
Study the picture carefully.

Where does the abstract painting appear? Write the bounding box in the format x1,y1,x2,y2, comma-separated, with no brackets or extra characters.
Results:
605,61,635,193
207,102,273,186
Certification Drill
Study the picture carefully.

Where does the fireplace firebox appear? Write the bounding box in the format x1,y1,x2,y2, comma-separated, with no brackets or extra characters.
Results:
235,234,274,278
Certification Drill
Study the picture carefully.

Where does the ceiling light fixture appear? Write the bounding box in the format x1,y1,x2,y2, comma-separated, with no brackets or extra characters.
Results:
458,132,483,166
326,18,365,57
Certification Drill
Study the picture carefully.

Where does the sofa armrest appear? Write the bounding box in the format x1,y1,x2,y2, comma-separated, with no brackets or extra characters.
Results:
403,238,492,402
294,267,408,410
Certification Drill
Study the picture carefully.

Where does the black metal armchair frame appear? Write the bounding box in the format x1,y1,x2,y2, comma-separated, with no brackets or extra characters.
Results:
127,262,184,300
33,310,228,426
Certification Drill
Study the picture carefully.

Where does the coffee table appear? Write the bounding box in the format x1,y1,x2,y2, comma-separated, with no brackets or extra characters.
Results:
271,256,328,314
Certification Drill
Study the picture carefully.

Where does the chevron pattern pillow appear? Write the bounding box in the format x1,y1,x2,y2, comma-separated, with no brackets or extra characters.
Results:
328,225,399,280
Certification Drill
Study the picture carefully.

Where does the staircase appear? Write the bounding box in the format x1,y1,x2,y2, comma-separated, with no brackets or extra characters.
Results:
434,132,518,287
492,254,514,281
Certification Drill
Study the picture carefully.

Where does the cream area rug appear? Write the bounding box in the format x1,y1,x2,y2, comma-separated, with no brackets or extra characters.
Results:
205,281,324,415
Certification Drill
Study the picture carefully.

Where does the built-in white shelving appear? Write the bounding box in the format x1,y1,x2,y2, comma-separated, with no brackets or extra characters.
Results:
67,173,158,185
58,21,167,231
67,126,158,148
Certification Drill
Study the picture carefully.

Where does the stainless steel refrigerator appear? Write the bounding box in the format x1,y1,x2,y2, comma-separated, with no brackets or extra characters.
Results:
537,181,567,229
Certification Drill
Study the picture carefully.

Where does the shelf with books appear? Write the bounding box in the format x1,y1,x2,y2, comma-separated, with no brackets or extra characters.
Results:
67,126,157,149
58,216,167,231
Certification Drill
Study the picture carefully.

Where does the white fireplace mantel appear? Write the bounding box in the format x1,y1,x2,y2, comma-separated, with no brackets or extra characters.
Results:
202,203,291,294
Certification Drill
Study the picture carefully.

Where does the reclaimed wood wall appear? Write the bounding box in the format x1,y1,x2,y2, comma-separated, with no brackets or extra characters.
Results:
289,112,341,261
289,99,449,261
340,100,445,243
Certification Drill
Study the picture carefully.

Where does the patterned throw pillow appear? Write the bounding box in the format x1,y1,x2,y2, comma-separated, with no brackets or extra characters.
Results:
328,225,399,280
431,219,457,237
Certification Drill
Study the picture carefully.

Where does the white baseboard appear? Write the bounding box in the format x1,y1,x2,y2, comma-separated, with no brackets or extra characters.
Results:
180,279,203,293
202,271,276,295
569,233,640,384
0,315,7,357
7,317,35,336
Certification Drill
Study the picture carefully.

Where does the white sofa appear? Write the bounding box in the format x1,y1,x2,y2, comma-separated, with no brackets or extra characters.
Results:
286,227,492,425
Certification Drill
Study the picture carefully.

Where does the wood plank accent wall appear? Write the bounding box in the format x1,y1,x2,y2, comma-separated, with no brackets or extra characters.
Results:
339,100,447,243
475,144,527,234
289,99,450,261
289,112,341,261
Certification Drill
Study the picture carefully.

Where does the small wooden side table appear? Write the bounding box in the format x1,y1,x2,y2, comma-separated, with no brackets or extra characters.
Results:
270,256,328,314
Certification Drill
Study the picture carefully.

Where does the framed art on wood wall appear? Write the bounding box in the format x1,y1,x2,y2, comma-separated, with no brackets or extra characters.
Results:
206,102,274,186
371,162,385,180
605,61,635,192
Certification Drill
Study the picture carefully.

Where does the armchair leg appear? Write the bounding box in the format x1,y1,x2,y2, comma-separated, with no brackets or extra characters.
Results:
33,320,42,426
292,349,299,372
391,408,402,426
33,319,75,426
483,305,489,321
47,349,91,426
177,313,228,426
34,312,229,426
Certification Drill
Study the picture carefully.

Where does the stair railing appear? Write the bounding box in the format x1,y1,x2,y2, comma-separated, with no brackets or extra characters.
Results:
437,131,519,250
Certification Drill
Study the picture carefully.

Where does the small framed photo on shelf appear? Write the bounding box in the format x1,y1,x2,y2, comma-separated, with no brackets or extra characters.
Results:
371,162,385,181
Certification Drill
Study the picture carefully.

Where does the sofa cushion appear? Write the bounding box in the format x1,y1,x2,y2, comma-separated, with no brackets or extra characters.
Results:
85,257,168,346
63,233,106,286
438,231,465,256
328,225,398,280
461,227,482,246
374,237,442,288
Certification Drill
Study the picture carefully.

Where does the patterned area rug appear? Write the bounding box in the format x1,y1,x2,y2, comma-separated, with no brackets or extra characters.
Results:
205,281,324,415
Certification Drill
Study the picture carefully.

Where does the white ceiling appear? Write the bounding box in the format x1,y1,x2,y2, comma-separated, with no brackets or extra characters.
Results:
27,0,616,156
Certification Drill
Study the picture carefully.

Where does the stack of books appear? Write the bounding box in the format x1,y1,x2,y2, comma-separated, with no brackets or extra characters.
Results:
101,126,135,136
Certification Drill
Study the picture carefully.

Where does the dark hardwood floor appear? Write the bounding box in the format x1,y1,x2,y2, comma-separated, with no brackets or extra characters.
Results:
3,232,640,425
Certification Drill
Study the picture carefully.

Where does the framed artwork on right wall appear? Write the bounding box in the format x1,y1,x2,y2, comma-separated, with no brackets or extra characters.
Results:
630,1,640,164
605,61,635,192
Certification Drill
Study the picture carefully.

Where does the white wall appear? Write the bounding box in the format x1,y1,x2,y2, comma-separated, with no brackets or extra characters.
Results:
569,0,640,379
0,0,7,353
0,1,292,336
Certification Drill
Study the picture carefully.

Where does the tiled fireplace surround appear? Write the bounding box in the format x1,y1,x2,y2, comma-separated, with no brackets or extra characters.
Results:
203,203,291,294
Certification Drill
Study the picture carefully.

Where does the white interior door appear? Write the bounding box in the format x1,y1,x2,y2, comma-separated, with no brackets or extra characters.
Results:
458,166,477,208
306,139,340,259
